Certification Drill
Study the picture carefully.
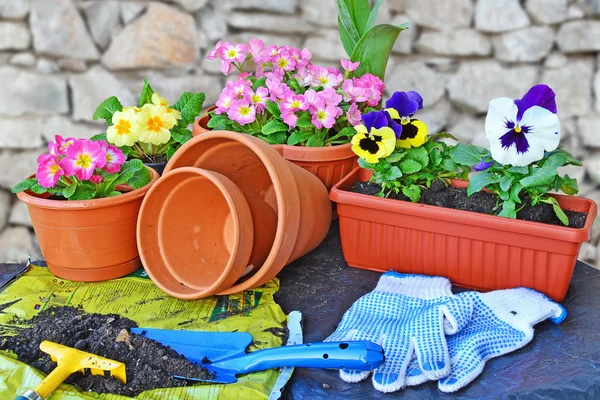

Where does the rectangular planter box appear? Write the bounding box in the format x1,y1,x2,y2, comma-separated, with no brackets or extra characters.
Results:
330,167,598,301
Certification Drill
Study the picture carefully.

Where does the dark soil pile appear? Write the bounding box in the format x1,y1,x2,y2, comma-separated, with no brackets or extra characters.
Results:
0,306,213,396
350,180,587,228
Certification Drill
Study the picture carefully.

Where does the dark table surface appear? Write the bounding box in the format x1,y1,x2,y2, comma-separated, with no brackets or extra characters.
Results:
1,222,599,399
276,222,600,400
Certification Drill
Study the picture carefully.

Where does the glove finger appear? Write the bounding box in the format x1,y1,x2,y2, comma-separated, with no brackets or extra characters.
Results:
405,356,428,387
340,369,371,383
441,294,474,335
414,309,451,380
371,335,411,393
438,344,483,393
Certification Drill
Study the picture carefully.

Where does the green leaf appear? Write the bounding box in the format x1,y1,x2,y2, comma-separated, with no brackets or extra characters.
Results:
467,171,499,196
115,159,143,185
252,77,267,91
430,149,442,166
296,114,313,129
326,126,356,143
498,200,517,219
261,132,287,145
402,184,421,203
366,0,383,31
429,132,459,142
306,135,325,147
560,174,579,196
166,145,176,160
499,191,510,201
499,175,513,192
62,183,77,199
358,158,375,169
385,166,402,180
510,183,523,203
265,101,281,118
139,79,155,107
207,115,228,129
128,166,152,189
399,159,422,174
507,166,529,174
30,184,47,195
262,120,289,135
12,178,37,193
93,96,123,125
441,158,458,172
350,23,408,80
449,143,489,167
90,132,108,142
287,131,313,146
336,0,369,56
548,147,582,166
543,197,569,226
541,152,568,169
171,127,192,144
70,183,96,201
108,191,121,197
385,151,406,163
519,167,558,188
177,92,206,126
405,146,429,168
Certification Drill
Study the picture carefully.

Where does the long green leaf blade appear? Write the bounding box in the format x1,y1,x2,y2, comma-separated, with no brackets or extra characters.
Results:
366,0,382,31
350,24,408,80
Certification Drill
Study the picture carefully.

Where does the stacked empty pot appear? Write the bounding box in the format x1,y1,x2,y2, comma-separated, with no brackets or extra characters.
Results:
137,131,332,299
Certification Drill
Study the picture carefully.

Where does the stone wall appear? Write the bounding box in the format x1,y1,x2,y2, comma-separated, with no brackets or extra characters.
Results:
0,0,599,266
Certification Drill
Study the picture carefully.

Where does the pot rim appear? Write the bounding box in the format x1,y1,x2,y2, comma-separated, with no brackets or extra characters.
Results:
17,166,159,210
331,167,597,242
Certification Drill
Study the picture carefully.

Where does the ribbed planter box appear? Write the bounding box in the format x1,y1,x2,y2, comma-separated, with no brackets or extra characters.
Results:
330,167,598,301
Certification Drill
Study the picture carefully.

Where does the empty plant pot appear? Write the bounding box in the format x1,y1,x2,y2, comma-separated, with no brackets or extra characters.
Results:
137,167,278,299
161,130,332,294
17,167,159,282
192,106,216,137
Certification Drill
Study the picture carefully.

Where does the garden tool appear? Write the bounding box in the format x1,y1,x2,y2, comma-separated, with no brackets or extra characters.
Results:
15,340,126,400
325,272,474,393
405,287,566,393
130,328,384,384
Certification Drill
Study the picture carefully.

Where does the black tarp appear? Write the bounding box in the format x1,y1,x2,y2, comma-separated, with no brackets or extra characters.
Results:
276,223,600,400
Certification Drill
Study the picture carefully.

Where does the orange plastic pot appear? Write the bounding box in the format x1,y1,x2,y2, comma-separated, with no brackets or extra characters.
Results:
331,167,598,302
17,167,159,282
192,108,357,191
137,167,277,299
160,130,332,294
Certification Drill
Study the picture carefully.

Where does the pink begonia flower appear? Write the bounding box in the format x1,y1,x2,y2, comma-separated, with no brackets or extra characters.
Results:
227,101,256,125
244,87,269,111
215,89,236,115
36,154,64,188
341,59,360,72
206,41,222,60
311,101,337,129
90,175,103,184
272,51,296,72
282,111,299,128
248,38,266,63
60,139,106,181
342,79,368,103
310,66,342,89
100,141,125,173
280,93,309,113
347,103,362,126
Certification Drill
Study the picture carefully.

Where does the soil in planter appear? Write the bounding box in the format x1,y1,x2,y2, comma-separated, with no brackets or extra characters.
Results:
0,306,214,396
350,179,587,228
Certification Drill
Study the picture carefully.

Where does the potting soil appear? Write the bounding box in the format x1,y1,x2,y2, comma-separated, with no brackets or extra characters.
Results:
0,264,289,400
350,180,587,228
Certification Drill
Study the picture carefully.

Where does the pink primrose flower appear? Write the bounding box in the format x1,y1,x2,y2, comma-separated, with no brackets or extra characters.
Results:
272,51,296,72
266,75,291,101
100,141,125,173
311,100,337,129
60,139,106,181
215,89,236,115
36,155,64,188
244,87,269,111
248,38,266,63
342,79,368,103
282,111,299,128
53,135,76,155
310,66,342,89
320,88,343,107
266,45,280,59
220,60,236,75
341,59,360,72
219,42,247,63
346,103,362,126
294,66,312,87
90,175,103,184
227,101,256,126
227,79,253,99
280,93,309,113
205,41,222,60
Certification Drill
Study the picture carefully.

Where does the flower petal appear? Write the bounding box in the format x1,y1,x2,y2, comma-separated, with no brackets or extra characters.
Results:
515,84,557,121
361,110,388,131
485,97,518,141
406,91,424,110
519,105,561,153
385,91,419,117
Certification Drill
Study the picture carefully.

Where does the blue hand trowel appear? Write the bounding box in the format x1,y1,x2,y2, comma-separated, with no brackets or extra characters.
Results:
131,328,384,384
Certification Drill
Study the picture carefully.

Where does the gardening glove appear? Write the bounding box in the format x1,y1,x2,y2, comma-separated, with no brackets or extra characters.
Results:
405,288,567,393
325,272,473,393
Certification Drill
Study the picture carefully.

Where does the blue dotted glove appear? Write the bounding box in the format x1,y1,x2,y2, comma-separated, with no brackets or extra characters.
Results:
405,288,567,393
325,272,473,393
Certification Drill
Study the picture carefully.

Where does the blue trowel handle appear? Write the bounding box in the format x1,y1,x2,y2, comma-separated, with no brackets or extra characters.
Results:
216,341,384,374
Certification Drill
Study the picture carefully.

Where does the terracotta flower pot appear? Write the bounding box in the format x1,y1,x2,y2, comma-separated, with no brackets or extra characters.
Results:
17,167,159,282
331,167,598,302
192,108,357,192
160,130,332,294
137,167,278,299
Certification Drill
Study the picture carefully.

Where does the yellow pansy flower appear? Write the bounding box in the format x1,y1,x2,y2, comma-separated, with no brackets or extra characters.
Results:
394,119,429,149
107,109,140,147
351,124,396,164
138,104,177,145
152,93,182,120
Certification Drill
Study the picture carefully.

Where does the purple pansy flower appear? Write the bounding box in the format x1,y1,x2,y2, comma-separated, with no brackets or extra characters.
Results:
362,110,389,132
485,84,560,167
473,158,494,171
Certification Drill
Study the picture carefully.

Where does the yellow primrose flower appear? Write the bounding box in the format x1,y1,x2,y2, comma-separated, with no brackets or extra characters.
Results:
351,112,396,164
394,119,429,149
107,109,140,147
152,93,182,120
137,104,177,145
123,106,142,113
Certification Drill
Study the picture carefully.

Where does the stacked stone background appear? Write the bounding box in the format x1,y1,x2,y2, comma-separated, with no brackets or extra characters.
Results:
0,0,599,267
